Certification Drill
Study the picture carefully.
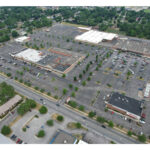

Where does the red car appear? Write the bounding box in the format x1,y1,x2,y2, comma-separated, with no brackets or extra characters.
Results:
16,138,21,144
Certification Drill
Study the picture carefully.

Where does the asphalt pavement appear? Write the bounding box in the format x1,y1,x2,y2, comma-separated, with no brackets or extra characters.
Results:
0,74,140,144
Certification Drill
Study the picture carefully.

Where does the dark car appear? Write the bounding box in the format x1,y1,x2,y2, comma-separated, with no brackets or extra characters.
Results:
101,125,106,128
10,134,17,140
19,140,23,144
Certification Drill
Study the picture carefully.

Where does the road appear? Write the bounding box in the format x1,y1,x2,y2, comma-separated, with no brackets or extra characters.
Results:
0,74,140,144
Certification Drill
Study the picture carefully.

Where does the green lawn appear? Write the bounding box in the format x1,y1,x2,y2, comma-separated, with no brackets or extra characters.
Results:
144,9,150,13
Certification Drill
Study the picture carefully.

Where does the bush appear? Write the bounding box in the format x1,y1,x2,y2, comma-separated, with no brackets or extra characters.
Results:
76,122,81,129
1,125,11,135
57,115,64,122
68,101,77,108
82,81,86,86
96,116,106,123
22,128,26,132
62,74,66,78
108,121,114,128
71,92,76,97
46,120,53,126
127,131,132,136
78,105,84,111
37,130,45,138
74,87,78,91
138,134,146,143
40,89,45,93
88,111,96,118
69,84,73,89
63,89,68,95
39,106,48,114
47,92,51,96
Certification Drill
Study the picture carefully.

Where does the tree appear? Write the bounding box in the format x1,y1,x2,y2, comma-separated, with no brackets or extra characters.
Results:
39,106,48,114
88,111,96,118
108,121,114,128
46,120,53,126
37,130,45,138
87,76,91,81
62,88,68,95
138,134,146,143
79,74,82,79
57,115,64,122
74,87,78,91
11,30,19,38
1,125,11,135
74,76,77,81
76,122,81,129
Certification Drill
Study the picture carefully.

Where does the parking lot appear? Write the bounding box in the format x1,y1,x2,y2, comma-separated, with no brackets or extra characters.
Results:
1,23,150,138
9,106,110,144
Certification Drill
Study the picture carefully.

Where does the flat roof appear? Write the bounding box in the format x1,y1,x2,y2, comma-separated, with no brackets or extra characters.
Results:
0,133,14,144
15,36,29,42
50,130,77,144
0,95,22,116
108,93,142,117
75,30,118,44
15,48,46,63
144,83,150,97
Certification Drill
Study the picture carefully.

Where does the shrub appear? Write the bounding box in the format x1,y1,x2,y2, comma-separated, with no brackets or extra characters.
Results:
40,89,45,93
76,122,81,129
68,101,77,108
69,84,73,89
62,74,66,78
46,120,53,126
96,116,106,123
22,128,26,132
78,105,84,111
74,87,78,91
71,92,76,97
37,130,45,138
127,131,132,136
47,92,51,96
54,95,58,99
57,115,64,122
138,134,146,143
39,106,48,114
88,111,96,118
63,89,68,95
108,121,114,128
82,81,86,86
1,125,11,135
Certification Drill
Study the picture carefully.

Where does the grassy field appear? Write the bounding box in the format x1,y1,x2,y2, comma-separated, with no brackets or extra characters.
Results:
62,22,89,28
106,27,126,35
144,9,150,13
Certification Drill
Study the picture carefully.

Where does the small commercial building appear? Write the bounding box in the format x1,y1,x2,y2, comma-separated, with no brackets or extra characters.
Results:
105,93,143,121
14,48,45,63
15,36,30,43
144,83,150,98
0,95,22,118
50,130,77,144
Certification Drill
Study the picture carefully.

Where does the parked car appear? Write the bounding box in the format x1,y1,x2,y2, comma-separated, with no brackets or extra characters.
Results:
16,138,21,144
